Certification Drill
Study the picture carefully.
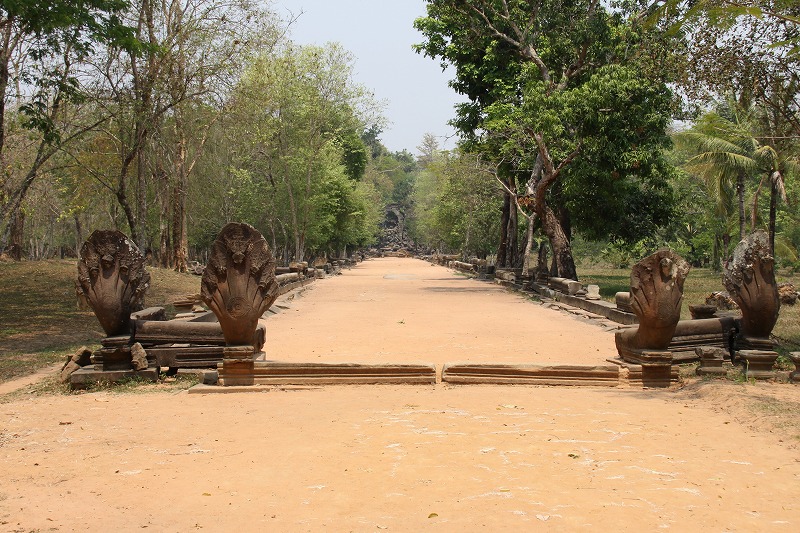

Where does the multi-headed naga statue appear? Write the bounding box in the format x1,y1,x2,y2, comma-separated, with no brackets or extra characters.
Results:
201,222,280,347
77,230,150,336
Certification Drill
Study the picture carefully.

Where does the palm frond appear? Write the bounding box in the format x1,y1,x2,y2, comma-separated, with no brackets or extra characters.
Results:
775,235,798,263
686,151,758,174
674,131,745,156
772,171,788,203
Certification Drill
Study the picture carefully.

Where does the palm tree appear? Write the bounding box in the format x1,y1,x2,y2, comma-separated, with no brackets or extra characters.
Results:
674,105,791,255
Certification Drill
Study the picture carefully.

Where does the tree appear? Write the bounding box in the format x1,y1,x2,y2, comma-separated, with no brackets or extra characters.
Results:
676,102,793,256
229,43,380,261
0,0,137,257
415,1,678,278
413,149,502,257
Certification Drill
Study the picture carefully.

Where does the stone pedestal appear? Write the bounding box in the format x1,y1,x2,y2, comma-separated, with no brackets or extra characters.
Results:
217,345,259,386
737,336,777,352
737,350,779,380
586,285,601,300
88,335,134,371
789,352,800,383
617,348,673,388
70,334,160,389
695,346,727,376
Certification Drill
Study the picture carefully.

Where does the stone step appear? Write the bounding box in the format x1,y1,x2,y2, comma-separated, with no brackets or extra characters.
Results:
218,361,437,386
441,363,619,387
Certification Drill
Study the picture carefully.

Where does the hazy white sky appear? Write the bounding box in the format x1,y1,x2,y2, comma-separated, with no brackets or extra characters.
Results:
273,0,466,155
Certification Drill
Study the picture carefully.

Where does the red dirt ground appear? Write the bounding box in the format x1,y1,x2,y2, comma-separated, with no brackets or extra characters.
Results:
1,258,798,532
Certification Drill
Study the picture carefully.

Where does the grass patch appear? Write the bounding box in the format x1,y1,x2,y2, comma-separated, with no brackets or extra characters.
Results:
0,259,203,384
77,373,202,394
748,396,800,441
0,349,73,383
0,372,201,404
578,266,800,349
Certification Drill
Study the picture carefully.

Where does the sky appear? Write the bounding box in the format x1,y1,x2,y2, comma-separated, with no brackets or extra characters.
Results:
273,0,467,155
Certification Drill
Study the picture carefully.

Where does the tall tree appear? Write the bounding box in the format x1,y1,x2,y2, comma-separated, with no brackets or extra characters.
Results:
0,0,137,257
676,102,793,255
230,43,380,261
415,0,678,278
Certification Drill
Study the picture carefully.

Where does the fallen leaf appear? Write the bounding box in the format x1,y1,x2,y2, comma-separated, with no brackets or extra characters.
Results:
202,493,211,496
428,513,438,519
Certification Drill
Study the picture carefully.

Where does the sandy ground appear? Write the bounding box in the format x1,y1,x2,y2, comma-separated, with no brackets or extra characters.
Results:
1,258,799,532
265,257,617,366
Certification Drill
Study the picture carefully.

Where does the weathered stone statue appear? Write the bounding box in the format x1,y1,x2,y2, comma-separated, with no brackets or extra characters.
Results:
723,230,781,378
77,230,150,336
201,222,279,347
615,250,690,385
723,230,780,342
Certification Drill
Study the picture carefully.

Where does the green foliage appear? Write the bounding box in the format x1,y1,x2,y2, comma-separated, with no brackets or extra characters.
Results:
415,0,681,273
225,43,381,260
2,0,138,144
673,99,797,264
337,130,368,181
552,65,677,244
412,150,502,256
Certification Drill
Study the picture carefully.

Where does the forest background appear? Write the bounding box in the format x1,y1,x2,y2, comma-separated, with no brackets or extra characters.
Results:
0,0,799,278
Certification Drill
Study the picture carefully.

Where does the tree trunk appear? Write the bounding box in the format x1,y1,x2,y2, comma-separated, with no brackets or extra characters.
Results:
737,172,746,240
73,212,83,252
156,165,170,267
769,175,777,255
557,205,571,244
7,207,24,260
722,233,730,262
496,189,511,267
507,182,518,268
542,205,577,280
521,214,535,277
136,148,148,250
116,185,139,245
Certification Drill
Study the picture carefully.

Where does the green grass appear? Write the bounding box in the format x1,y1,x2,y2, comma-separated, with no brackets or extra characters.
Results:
0,259,203,384
578,266,800,349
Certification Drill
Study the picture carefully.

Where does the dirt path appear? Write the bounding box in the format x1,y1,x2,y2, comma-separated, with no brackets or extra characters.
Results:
1,258,799,532
265,257,616,366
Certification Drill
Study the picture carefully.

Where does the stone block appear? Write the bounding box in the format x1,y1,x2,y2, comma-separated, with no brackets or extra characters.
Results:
586,285,601,300
695,346,727,376
615,292,632,313
177,368,218,385
738,350,778,380
130,307,166,321
442,363,619,386
218,361,437,386
69,367,158,389
689,304,716,319
789,352,800,383
565,280,582,295
130,342,149,370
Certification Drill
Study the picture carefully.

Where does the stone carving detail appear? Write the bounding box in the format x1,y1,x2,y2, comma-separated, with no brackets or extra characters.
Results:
615,250,690,386
723,230,780,340
626,250,690,350
201,222,279,346
77,230,150,336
